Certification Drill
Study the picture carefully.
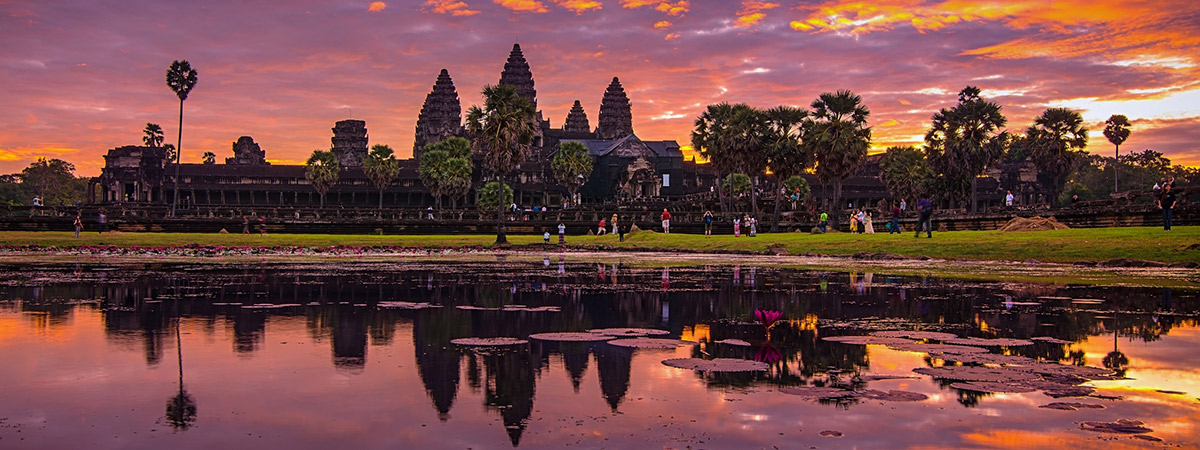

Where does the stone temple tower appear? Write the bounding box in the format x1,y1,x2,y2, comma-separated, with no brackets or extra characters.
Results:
331,119,368,167
499,43,537,109
414,69,463,160
563,100,590,134
595,77,633,139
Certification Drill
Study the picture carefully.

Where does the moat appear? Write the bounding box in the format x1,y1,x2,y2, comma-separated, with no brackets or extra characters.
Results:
1,258,1197,449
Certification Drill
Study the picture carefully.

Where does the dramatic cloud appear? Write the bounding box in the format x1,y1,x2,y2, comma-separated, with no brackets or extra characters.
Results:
0,0,1196,177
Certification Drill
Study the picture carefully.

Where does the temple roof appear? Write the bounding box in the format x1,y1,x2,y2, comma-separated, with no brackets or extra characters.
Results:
498,43,537,109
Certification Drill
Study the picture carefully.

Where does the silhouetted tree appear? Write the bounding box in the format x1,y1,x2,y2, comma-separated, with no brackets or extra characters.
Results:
143,123,164,147
201,152,215,165
879,146,933,203
363,144,400,212
1027,108,1088,207
1104,114,1131,192
165,60,198,217
304,150,339,207
552,141,593,206
763,105,811,232
811,90,871,221
465,84,536,245
925,86,1007,212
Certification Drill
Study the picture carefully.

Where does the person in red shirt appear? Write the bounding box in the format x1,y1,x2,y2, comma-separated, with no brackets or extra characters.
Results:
661,209,671,234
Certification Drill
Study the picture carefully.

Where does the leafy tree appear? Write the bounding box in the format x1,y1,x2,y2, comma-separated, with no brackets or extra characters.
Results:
363,144,400,212
783,175,810,199
440,156,473,209
166,60,198,216
21,158,84,206
1001,134,1031,164
201,152,216,164
810,90,871,220
878,146,933,203
727,104,768,222
0,177,22,206
1104,114,1131,192
692,103,738,216
419,149,451,210
143,123,164,147
304,150,340,207
924,86,1007,211
476,181,513,212
465,84,536,245
552,141,593,206
423,136,473,160
763,105,811,232
1027,108,1088,207
722,173,751,195
163,144,177,164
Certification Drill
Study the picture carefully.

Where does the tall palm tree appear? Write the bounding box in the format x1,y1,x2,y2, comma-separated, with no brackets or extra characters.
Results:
419,149,450,210
465,84,537,245
363,144,400,213
305,150,340,208
552,141,593,206
143,123,164,147
1027,108,1088,207
811,90,871,221
201,152,216,164
925,86,1007,212
763,105,811,232
1104,114,1131,193
166,60,198,217
692,103,737,217
727,104,767,222
878,146,933,203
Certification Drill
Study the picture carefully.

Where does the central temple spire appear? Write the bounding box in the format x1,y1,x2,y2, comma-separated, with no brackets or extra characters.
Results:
498,43,537,109
596,77,633,139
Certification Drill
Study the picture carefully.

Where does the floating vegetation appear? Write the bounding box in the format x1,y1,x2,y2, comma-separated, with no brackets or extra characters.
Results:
661,358,768,372
713,339,752,347
606,338,693,349
528,332,615,342
944,337,1035,347
1078,419,1152,434
1043,386,1098,398
588,328,671,337
869,330,958,341
822,335,914,346
819,430,844,438
455,305,561,312
1027,364,1113,379
854,389,928,401
949,381,1038,393
887,343,990,354
779,386,855,399
378,301,441,309
450,337,528,346
1039,402,1105,411
1031,336,1073,344
913,366,1040,382
928,352,1036,366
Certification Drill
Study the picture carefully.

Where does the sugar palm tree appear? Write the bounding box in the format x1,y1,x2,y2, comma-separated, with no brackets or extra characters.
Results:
201,152,216,164
811,90,871,220
465,84,537,245
878,146,933,203
552,141,593,207
692,103,738,217
1027,108,1088,207
305,150,340,208
763,105,811,232
1104,114,1131,192
419,149,450,210
143,123,164,147
363,144,400,213
925,86,1007,212
166,60,198,217
728,104,767,222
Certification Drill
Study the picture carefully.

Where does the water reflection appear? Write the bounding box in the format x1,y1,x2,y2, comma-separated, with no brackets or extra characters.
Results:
0,260,1197,448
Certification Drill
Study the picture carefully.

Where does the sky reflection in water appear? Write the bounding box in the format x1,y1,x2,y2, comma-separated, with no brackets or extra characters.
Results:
0,260,1197,449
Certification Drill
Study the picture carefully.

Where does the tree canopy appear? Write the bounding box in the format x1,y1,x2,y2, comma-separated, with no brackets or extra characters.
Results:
465,84,536,244
364,144,401,211
552,141,593,202
924,86,1007,210
879,146,933,203
304,150,340,207
810,90,871,213
1027,107,1088,206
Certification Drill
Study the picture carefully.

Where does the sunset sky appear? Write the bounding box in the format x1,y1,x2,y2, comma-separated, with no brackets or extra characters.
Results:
3,0,1199,177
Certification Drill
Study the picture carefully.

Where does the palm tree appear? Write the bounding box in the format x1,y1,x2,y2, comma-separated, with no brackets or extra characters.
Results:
1104,114,1131,192
201,152,216,165
1027,108,1088,207
419,149,450,210
878,146,933,203
552,141,593,207
925,86,1008,212
143,123,164,147
763,105,811,232
465,84,537,245
728,104,768,223
692,103,737,217
305,150,340,207
811,90,871,221
166,60,198,217
363,144,400,213
440,157,473,209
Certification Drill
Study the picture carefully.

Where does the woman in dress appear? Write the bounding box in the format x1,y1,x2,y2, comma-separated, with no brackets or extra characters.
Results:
864,211,875,234
733,217,741,237
611,214,619,235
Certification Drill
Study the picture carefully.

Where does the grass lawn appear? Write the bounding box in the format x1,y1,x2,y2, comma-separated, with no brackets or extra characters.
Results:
0,226,1196,264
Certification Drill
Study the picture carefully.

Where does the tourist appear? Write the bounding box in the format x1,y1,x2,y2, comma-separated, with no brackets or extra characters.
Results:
242,216,250,234
849,212,858,233
889,202,901,234
750,216,758,237
864,211,875,234
856,209,866,234
900,198,907,213
733,216,741,237
1005,190,1014,207
543,231,550,243
73,215,82,238
1159,184,1176,231
661,208,671,234
558,222,566,244
915,197,933,238
618,222,627,242
598,217,607,235
97,211,107,234
703,210,713,237
819,211,828,233
611,214,619,235
258,215,267,235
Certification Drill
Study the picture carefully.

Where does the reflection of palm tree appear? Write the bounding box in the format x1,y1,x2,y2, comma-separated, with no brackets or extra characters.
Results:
165,319,197,430
1103,311,1129,377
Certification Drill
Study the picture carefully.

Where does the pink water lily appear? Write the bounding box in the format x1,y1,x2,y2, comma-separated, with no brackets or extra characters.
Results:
755,309,783,329
755,342,782,365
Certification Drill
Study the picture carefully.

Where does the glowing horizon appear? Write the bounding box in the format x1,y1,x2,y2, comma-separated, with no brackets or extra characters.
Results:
2,0,1198,177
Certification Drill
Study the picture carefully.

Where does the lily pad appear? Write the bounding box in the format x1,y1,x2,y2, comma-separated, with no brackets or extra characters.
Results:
870,330,958,340
1039,402,1105,411
779,386,855,399
607,338,693,349
1028,364,1113,379
929,352,1036,366
944,337,1035,347
819,430,844,438
1043,386,1097,398
528,332,615,342
888,343,991,354
950,381,1038,393
1031,336,1072,344
589,328,671,337
378,301,441,310
450,337,528,346
662,358,768,372
855,389,928,401
822,335,914,346
913,366,1040,382
713,339,752,347
1079,419,1152,434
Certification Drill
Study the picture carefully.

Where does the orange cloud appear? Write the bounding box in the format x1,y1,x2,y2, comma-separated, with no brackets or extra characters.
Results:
621,0,688,16
664,32,680,40
424,0,480,15
494,0,549,12
368,1,387,12
736,1,778,27
654,20,671,28
553,0,602,13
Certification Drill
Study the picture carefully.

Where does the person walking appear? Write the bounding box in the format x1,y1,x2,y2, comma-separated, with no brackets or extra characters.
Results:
618,222,627,242
915,197,933,238
819,211,828,233
598,218,606,235
703,210,713,237
889,202,901,234
558,222,566,244
749,216,757,237
1159,184,1176,231
849,212,858,234
242,216,250,234
611,214,619,235
899,198,907,213
73,215,82,238
856,209,866,234
733,217,741,237
97,211,107,234
661,209,671,234
258,215,267,236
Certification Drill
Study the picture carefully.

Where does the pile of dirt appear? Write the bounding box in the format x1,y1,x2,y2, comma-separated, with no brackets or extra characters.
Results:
999,216,1070,232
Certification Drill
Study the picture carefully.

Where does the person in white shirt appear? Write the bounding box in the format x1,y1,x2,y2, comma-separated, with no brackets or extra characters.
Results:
1005,190,1014,207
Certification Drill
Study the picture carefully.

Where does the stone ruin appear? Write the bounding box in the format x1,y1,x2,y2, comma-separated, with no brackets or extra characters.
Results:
413,69,463,160
331,119,368,167
596,77,633,139
499,43,537,109
225,136,269,165
563,100,590,134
